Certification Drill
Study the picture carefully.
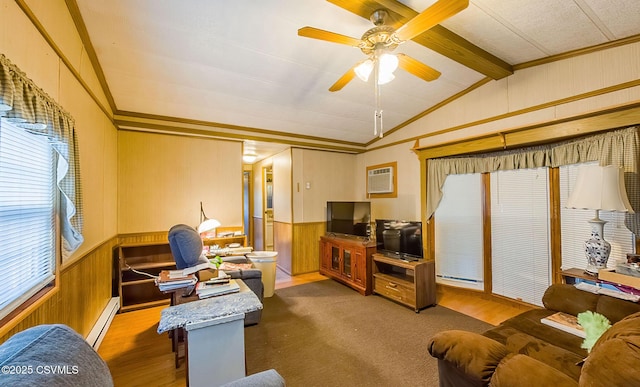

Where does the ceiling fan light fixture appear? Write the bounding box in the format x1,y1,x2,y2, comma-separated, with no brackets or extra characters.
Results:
379,53,398,74
355,59,373,82
297,0,467,139
377,72,395,85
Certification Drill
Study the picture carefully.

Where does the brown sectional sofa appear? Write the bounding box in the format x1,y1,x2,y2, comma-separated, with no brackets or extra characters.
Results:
428,283,640,386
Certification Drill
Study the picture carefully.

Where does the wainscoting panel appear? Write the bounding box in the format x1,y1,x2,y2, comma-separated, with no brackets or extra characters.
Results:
292,222,325,275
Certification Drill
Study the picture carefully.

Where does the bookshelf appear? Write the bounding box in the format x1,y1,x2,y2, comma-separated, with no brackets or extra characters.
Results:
116,242,175,312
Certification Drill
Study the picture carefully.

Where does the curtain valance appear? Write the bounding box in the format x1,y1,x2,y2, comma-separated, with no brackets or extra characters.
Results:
427,126,639,235
0,54,83,257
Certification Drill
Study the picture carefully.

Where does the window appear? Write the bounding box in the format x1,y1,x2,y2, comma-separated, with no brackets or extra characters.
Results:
0,54,83,323
434,173,484,290
427,127,638,306
490,168,551,306
0,119,56,320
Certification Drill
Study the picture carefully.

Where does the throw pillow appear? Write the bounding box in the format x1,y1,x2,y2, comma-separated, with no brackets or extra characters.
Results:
577,310,611,352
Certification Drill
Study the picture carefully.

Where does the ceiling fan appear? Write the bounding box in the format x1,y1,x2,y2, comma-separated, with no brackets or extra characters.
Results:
298,0,469,92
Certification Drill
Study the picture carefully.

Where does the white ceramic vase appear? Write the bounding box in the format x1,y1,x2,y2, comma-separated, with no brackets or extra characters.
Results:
584,218,610,275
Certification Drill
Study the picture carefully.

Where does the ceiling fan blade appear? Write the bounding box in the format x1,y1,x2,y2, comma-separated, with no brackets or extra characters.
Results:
393,0,468,42
329,67,357,92
298,26,362,47
397,54,441,82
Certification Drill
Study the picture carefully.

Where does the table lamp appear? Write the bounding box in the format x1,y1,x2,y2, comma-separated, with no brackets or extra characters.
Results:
566,165,634,274
198,201,221,235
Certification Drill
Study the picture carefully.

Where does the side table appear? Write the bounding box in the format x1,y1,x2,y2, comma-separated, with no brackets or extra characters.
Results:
560,268,598,285
185,313,246,387
158,280,263,387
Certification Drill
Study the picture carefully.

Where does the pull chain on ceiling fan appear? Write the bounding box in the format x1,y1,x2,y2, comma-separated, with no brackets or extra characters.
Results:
298,0,469,138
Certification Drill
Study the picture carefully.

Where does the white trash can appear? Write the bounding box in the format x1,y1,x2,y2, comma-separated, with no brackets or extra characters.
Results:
246,251,278,297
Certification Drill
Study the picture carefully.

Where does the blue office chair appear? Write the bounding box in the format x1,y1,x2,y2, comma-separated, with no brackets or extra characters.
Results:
167,223,263,325
168,224,207,269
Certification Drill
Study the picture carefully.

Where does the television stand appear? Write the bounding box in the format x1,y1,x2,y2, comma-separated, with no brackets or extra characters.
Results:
319,235,376,295
381,251,420,261
372,253,436,312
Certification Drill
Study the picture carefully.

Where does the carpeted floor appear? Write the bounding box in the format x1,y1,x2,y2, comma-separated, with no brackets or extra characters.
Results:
244,279,492,387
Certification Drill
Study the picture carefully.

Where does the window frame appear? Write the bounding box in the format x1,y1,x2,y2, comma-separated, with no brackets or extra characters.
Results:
432,163,635,306
0,118,60,329
434,172,484,290
489,167,552,306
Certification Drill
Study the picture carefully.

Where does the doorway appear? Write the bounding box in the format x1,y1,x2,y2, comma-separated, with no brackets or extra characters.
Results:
263,166,274,251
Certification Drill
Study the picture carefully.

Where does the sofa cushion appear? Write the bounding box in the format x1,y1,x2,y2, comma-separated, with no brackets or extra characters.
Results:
491,354,577,387
581,312,640,386
486,309,587,355
0,324,112,386
591,311,640,352
542,284,599,316
428,330,509,386
595,294,640,324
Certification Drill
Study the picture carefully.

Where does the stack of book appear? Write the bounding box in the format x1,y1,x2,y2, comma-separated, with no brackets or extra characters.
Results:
179,261,217,275
540,312,586,338
196,278,240,299
156,271,197,292
218,261,254,271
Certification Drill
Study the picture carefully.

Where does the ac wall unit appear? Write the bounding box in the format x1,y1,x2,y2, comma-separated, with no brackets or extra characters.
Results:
368,167,394,194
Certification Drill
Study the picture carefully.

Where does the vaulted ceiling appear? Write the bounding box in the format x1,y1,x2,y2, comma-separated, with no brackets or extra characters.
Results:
73,0,640,157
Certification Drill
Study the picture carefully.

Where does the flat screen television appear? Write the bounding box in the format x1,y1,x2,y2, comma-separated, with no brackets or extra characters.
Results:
326,201,371,238
375,219,423,261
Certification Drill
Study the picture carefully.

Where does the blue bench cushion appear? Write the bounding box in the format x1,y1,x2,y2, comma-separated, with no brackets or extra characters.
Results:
0,324,113,386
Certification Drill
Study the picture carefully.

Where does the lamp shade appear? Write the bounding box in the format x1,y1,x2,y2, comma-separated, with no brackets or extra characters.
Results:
197,218,221,234
566,165,634,213
355,59,373,82
355,55,398,85
378,53,398,74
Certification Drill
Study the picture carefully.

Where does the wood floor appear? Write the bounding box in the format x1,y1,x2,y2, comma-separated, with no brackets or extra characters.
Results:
98,269,532,386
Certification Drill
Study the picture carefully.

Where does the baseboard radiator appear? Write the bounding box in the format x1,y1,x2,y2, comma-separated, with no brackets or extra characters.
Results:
86,297,120,350
436,275,484,291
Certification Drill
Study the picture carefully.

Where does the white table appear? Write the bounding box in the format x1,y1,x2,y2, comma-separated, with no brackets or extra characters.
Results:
158,280,263,386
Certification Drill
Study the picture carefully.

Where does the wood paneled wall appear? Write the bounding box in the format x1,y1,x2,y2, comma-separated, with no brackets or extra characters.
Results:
274,221,292,274
292,222,325,274
117,131,243,234
253,217,264,251
118,232,169,245
0,237,118,343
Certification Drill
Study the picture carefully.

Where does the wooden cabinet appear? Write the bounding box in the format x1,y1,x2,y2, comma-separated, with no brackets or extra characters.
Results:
319,235,376,295
202,235,247,248
117,242,175,312
372,253,436,312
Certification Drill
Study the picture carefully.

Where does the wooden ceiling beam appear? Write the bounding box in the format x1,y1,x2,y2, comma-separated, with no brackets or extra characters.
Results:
327,0,513,79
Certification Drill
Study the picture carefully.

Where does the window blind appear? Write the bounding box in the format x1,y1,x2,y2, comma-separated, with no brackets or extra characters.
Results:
0,120,55,320
491,168,551,306
559,162,634,271
434,173,484,290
